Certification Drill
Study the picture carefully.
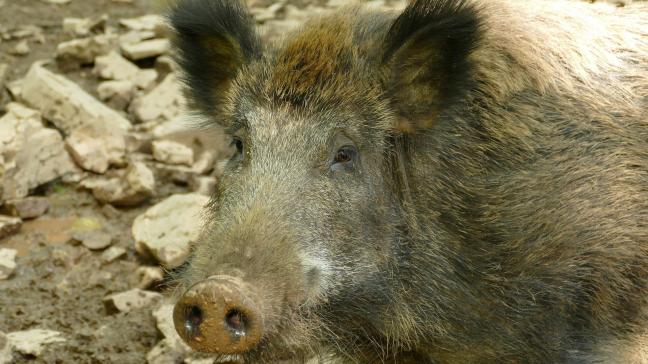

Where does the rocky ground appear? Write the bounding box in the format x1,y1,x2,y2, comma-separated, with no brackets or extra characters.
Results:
0,0,639,363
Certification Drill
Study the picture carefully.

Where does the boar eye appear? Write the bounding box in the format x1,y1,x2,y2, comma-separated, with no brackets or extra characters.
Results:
231,137,244,155
331,146,357,172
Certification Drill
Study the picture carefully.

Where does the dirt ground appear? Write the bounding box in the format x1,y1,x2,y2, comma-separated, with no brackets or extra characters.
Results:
0,0,640,363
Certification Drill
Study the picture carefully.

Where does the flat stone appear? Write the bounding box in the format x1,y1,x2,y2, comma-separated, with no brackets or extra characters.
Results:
121,38,170,61
0,248,17,280
103,288,163,314
71,230,113,250
132,193,209,268
101,246,127,263
3,197,49,219
118,30,156,48
20,63,131,134
62,15,108,37
120,15,166,32
97,80,136,110
147,339,185,364
93,51,140,80
56,34,116,65
136,266,164,289
130,74,184,123
152,140,194,166
6,329,65,356
65,122,127,174
188,175,216,196
9,40,30,56
0,103,77,200
0,331,11,364
192,151,216,174
81,161,155,207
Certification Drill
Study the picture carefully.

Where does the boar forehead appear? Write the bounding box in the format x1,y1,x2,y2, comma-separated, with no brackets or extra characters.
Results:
230,8,393,132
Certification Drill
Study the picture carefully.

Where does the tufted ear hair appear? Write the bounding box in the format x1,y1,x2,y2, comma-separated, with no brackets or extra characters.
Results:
169,0,261,117
382,0,481,133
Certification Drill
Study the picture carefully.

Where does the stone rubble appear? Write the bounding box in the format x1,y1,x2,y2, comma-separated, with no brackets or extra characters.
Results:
62,15,108,37
56,34,116,65
20,63,132,134
0,103,77,200
130,73,184,123
121,38,170,61
5,329,66,357
152,140,194,166
97,80,136,110
2,197,50,219
136,266,164,289
103,288,163,314
0,248,18,280
101,246,127,263
81,161,155,206
132,193,209,268
66,122,127,174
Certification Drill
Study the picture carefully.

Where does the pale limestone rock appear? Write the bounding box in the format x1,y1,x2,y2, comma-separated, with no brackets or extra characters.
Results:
103,288,163,314
101,246,127,263
65,123,127,174
2,197,49,219
9,40,30,56
188,175,216,196
6,329,65,356
93,51,140,80
97,80,136,110
136,266,164,289
62,15,108,37
121,38,170,61
130,74,184,123
56,34,116,64
0,103,77,200
132,193,209,268
20,63,131,134
0,248,17,280
120,15,166,32
152,140,194,166
81,161,155,207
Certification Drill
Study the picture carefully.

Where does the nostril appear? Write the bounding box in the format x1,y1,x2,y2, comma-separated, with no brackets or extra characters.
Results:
184,305,204,338
225,308,247,336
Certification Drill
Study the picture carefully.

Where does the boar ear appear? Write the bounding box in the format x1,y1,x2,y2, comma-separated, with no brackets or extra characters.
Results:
382,0,481,132
169,0,261,116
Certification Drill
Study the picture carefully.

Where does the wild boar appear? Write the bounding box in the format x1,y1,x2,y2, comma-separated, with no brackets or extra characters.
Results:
169,0,648,362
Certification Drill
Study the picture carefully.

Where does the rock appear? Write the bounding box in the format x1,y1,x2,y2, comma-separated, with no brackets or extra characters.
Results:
193,151,216,174
71,230,113,251
56,34,116,65
118,30,156,48
0,248,17,280
2,197,49,219
0,331,11,364
97,80,136,110
66,123,127,174
94,51,158,90
101,246,127,263
153,304,189,346
154,55,177,77
0,103,77,200
6,329,65,356
120,15,166,33
0,63,7,88
9,40,29,56
93,51,140,80
147,339,185,364
136,266,164,289
121,38,170,61
152,164,195,186
130,74,184,123
41,0,71,3
132,193,209,268
81,161,155,207
20,63,131,134
103,288,163,314
152,140,194,166
189,175,216,196
62,15,108,37
251,3,284,22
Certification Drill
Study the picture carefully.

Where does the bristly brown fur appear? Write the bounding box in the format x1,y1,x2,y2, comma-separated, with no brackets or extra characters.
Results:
170,0,648,362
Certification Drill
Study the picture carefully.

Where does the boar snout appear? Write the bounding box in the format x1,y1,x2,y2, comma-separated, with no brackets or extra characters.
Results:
173,275,264,354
